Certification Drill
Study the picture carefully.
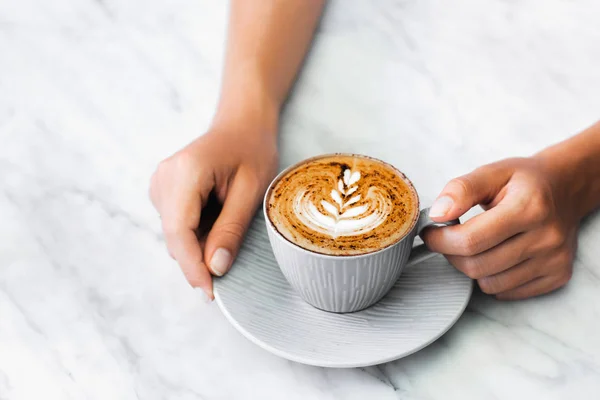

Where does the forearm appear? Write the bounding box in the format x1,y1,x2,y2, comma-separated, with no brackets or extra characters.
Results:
536,121,600,220
212,0,325,134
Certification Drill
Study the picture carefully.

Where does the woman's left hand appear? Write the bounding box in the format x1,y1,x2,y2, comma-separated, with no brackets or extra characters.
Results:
422,157,581,300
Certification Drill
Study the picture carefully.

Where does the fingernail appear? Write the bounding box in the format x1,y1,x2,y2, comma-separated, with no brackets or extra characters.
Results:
429,196,454,218
210,248,232,277
196,288,212,304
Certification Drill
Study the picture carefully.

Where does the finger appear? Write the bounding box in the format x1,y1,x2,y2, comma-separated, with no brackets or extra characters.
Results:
423,198,537,256
165,228,213,298
445,232,532,279
476,257,543,295
429,164,513,222
445,225,564,278
494,275,567,301
156,160,215,296
495,248,574,300
160,186,203,264
423,164,524,256
204,171,263,277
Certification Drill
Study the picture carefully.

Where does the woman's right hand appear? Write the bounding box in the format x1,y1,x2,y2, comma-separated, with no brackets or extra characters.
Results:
149,118,278,300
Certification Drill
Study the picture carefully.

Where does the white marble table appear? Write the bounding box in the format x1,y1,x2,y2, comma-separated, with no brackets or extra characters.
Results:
1,1,600,399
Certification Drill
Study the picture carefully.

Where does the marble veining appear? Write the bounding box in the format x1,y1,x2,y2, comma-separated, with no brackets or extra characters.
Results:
1,0,600,399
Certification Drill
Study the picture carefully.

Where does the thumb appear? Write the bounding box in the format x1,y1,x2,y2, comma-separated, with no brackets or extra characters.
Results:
204,172,263,276
429,164,512,222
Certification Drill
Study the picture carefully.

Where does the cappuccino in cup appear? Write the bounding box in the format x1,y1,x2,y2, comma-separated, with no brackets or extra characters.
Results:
264,154,458,313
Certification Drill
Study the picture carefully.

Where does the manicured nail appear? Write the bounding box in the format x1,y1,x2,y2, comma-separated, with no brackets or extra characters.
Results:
210,248,232,276
196,288,212,304
429,196,454,218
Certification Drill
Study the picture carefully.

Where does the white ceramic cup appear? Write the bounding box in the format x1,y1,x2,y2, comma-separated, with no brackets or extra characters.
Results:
264,154,458,313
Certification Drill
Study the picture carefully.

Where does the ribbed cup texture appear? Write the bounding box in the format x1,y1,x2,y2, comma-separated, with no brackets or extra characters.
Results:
267,223,415,313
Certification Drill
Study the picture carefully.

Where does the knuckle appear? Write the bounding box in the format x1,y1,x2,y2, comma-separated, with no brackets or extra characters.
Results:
458,232,481,256
513,242,529,264
156,158,173,175
477,277,500,295
237,169,265,198
545,225,567,249
511,191,530,214
171,151,196,169
158,151,200,176
473,164,494,178
525,191,551,223
552,250,574,287
459,257,484,279
212,221,246,241
154,160,173,183
448,176,474,198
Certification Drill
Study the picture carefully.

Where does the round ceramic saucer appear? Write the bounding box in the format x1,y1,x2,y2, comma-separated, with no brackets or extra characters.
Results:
214,212,473,368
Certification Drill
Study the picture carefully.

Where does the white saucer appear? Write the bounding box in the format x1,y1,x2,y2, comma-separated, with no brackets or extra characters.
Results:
214,212,473,368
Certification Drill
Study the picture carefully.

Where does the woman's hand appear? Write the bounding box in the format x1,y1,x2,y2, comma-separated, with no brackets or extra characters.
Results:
422,156,583,300
149,120,278,300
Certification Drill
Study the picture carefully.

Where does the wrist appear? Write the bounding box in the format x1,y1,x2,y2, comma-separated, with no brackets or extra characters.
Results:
211,78,280,142
534,147,585,222
534,123,600,221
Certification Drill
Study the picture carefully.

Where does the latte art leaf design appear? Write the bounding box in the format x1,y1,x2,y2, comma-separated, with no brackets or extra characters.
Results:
322,170,364,219
293,168,392,238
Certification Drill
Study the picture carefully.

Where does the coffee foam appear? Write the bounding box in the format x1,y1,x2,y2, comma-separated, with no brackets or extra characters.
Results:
293,169,391,237
267,155,418,256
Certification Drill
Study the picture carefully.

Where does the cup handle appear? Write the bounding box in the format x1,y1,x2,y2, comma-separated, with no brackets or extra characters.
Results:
407,207,460,267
